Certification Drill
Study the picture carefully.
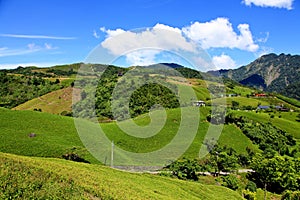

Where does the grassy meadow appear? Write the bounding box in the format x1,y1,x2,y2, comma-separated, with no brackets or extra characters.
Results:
0,152,243,200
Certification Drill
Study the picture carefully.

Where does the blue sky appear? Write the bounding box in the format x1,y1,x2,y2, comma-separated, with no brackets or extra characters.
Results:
0,0,299,70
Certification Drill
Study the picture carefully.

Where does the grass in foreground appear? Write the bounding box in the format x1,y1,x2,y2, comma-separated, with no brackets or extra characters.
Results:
0,152,243,200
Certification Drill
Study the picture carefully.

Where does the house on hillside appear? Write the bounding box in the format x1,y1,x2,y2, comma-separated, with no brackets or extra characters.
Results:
192,100,206,107
227,93,238,97
257,105,270,110
254,93,267,97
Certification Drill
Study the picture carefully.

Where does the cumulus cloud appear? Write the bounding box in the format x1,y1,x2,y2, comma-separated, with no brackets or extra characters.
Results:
125,49,160,66
212,54,237,69
100,27,126,38
99,18,260,66
100,23,196,56
242,0,294,10
182,18,259,52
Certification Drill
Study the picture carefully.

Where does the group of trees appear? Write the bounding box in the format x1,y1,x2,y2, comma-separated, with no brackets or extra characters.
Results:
251,154,300,196
168,112,300,199
0,72,62,108
226,113,297,157
73,69,180,120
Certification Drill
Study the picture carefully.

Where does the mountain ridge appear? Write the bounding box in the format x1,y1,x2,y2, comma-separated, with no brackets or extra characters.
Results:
208,53,300,99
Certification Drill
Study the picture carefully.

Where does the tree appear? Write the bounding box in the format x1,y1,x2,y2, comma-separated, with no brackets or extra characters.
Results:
209,145,239,175
231,101,239,109
168,158,200,181
207,107,226,125
251,155,300,199
221,174,240,190
251,154,277,200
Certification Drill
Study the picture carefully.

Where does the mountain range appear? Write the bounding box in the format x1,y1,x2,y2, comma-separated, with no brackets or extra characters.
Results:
208,53,300,100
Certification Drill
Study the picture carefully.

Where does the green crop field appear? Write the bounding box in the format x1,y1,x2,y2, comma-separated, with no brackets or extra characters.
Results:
0,152,243,199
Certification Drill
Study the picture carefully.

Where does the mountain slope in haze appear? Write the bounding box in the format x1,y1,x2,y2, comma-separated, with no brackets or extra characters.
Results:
209,53,300,99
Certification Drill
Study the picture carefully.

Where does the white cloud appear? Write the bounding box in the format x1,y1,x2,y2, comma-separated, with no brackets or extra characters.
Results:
256,32,269,43
44,43,57,50
0,43,57,57
100,27,126,38
212,54,237,69
93,30,100,39
125,49,160,66
242,0,294,10
100,23,196,56
0,47,8,51
0,62,66,69
256,46,274,57
182,18,259,52
27,43,39,50
99,19,260,67
0,33,76,40
192,56,215,70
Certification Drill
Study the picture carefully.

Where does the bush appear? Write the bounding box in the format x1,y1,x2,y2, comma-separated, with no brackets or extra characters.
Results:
62,153,90,163
245,181,257,192
168,158,200,181
243,190,257,200
282,190,300,200
221,174,239,190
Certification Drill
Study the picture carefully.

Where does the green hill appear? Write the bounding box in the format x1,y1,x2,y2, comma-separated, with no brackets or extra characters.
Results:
13,87,81,115
0,152,243,199
231,110,300,139
0,106,258,164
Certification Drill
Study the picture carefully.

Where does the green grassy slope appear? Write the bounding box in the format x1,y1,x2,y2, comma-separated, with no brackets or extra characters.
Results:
213,96,269,107
0,107,257,164
0,107,98,163
232,110,300,139
0,152,243,200
13,87,81,114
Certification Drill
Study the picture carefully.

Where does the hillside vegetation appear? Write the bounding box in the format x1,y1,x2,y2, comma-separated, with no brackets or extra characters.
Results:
13,87,81,115
0,152,243,200
1,62,300,199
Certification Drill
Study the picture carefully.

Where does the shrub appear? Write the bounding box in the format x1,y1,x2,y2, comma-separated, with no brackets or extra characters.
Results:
243,190,257,200
62,153,90,163
168,158,200,181
221,174,240,190
282,190,300,200
245,181,257,192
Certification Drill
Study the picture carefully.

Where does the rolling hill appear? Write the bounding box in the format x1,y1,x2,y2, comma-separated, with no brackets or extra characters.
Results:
1,61,300,199
0,107,259,164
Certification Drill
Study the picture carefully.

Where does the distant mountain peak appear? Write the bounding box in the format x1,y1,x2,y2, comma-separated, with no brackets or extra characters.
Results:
208,53,300,100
